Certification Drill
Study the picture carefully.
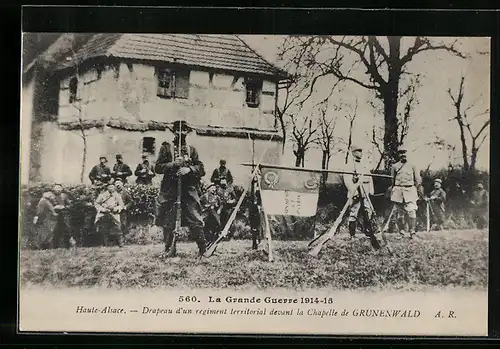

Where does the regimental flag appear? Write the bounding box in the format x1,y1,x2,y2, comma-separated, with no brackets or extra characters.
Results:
259,166,322,217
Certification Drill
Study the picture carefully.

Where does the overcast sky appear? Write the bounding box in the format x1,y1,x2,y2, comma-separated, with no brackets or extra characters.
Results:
240,35,490,172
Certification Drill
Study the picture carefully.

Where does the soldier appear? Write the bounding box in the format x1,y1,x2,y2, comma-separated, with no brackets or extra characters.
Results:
389,145,424,239
471,181,489,229
115,179,133,236
342,144,380,249
211,159,234,186
94,183,125,247
89,156,112,184
154,120,207,257
216,178,237,236
425,178,447,230
32,191,58,250
52,183,73,248
79,186,99,247
248,174,263,250
112,154,133,183
135,154,156,185
200,184,222,244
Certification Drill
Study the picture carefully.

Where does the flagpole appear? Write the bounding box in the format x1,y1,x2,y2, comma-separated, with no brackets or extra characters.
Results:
240,163,392,179
256,178,273,262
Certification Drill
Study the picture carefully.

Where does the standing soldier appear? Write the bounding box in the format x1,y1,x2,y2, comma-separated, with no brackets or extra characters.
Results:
32,191,58,250
135,154,156,185
389,145,424,239
200,184,222,244
115,179,133,237
425,178,447,230
154,120,207,257
211,159,234,186
471,181,489,229
89,156,112,184
342,144,380,249
79,186,99,247
94,183,125,247
52,183,73,248
216,178,237,236
112,154,133,183
248,174,263,250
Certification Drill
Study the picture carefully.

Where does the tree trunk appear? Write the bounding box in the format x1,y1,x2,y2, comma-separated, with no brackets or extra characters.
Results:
80,130,87,183
383,38,402,171
295,153,301,167
454,117,470,171
470,146,478,172
277,113,287,154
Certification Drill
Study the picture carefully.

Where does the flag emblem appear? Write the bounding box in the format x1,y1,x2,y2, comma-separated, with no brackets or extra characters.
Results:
264,171,280,188
259,166,321,217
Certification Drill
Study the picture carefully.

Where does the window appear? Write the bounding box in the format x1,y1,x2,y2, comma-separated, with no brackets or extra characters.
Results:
142,137,156,155
156,67,190,99
245,78,263,108
69,76,78,103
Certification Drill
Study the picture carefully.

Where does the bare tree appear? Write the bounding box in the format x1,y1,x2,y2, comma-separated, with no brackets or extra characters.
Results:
314,101,339,168
280,36,467,169
290,115,317,167
343,99,358,164
448,75,490,171
67,49,88,183
276,75,301,153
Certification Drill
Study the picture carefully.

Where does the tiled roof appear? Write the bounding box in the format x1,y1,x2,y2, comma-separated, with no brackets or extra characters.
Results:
55,34,289,79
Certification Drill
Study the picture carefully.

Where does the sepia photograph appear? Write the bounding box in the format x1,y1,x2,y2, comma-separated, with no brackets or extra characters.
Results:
19,32,490,336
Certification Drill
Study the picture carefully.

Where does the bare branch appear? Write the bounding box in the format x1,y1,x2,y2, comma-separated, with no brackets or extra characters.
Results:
400,37,468,66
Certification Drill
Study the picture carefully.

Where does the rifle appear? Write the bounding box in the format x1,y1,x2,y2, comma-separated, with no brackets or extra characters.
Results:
308,180,362,257
359,185,385,252
426,199,431,232
166,126,183,258
203,135,274,258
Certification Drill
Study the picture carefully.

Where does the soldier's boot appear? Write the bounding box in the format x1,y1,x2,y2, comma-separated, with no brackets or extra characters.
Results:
348,220,357,239
192,226,207,257
408,217,417,239
117,233,124,248
163,227,176,257
251,229,259,250
398,215,407,237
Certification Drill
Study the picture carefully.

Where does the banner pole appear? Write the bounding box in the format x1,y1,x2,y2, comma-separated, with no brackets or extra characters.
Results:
256,179,273,262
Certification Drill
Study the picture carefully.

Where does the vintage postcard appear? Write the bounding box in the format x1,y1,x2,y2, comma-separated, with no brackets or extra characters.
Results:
19,33,489,336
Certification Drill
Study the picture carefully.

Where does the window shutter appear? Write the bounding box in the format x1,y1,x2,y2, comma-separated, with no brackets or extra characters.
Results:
175,69,190,99
156,67,173,98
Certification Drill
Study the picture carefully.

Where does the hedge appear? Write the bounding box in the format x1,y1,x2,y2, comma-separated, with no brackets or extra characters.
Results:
20,167,488,249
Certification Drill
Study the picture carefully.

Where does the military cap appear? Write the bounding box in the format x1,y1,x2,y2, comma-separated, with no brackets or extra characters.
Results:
116,154,123,159
434,178,442,184
351,144,363,152
398,145,408,152
114,179,124,185
99,156,108,161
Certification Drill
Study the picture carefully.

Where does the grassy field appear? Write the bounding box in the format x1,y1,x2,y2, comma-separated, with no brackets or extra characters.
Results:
20,229,488,291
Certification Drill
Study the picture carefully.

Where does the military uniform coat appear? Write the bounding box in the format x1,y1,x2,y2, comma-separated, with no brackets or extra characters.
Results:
89,164,112,184
34,196,58,248
134,162,155,185
154,140,205,230
112,162,133,183
390,161,421,211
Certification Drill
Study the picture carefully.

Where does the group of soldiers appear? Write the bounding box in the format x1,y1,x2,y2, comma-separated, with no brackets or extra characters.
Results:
30,119,489,255
342,143,489,243
30,121,241,253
